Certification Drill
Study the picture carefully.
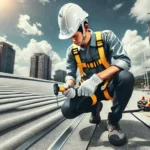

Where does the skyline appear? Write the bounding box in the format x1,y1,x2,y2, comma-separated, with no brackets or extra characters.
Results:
0,0,150,77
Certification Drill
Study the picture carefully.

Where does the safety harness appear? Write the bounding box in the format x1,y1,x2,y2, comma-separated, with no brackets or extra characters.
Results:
72,31,113,105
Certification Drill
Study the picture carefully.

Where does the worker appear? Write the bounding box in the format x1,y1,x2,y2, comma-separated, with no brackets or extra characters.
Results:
58,3,134,146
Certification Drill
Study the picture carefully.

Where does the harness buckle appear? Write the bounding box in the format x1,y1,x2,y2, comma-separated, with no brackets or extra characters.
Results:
101,85,107,90
96,40,103,47
101,79,111,90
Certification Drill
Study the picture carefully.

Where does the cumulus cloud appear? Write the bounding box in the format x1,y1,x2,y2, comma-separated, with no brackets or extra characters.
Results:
17,15,43,36
39,0,50,5
122,30,150,77
0,35,7,42
15,64,29,77
0,35,66,78
16,39,66,77
15,39,52,65
129,0,150,23
113,3,124,11
36,22,42,27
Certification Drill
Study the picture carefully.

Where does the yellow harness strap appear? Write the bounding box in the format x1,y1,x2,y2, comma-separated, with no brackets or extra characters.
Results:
72,45,102,70
72,44,97,106
72,31,113,105
72,45,84,76
95,32,113,101
95,32,110,68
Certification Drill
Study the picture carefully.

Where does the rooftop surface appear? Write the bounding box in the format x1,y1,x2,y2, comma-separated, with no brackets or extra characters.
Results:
0,73,150,150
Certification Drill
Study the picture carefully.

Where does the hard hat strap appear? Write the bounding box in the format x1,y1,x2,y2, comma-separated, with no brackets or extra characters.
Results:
80,22,86,46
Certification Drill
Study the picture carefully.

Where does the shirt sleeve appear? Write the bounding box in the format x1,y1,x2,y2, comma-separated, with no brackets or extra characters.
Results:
104,30,131,70
65,46,77,82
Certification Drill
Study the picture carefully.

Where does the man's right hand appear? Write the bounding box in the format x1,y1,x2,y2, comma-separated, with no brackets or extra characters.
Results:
62,84,76,98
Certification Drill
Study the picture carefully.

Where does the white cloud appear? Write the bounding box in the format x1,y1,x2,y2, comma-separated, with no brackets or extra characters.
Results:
17,15,43,36
113,3,124,11
122,30,150,77
0,35,66,78
15,39,66,77
15,39,52,65
39,0,50,5
129,0,150,23
36,22,42,27
0,35,7,42
14,65,29,77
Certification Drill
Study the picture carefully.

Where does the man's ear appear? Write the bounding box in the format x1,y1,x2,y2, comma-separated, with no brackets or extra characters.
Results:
84,24,89,32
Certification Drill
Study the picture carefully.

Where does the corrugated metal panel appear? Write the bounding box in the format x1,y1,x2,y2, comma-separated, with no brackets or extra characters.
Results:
0,74,149,150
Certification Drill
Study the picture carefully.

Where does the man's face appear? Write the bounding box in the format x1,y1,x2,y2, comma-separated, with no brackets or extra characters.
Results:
70,31,83,46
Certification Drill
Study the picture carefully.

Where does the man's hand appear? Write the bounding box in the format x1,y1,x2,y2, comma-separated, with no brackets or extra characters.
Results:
78,74,103,96
63,88,76,98
62,83,76,98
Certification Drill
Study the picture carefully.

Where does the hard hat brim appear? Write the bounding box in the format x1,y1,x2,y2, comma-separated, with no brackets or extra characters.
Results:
59,32,74,40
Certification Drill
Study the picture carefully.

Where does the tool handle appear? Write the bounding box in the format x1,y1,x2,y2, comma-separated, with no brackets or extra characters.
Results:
53,83,67,96
53,83,59,96
54,83,78,96
59,86,66,92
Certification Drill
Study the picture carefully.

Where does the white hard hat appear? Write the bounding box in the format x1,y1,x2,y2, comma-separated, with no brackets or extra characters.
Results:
58,3,88,39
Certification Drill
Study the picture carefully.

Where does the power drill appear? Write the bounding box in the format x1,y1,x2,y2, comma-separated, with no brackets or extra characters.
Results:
53,83,67,107
53,73,98,106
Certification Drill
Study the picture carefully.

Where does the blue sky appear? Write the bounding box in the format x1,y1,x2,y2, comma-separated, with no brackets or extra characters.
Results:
0,0,150,77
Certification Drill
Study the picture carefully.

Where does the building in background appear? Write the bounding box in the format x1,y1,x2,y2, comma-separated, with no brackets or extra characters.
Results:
54,70,66,82
30,53,52,80
0,42,15,74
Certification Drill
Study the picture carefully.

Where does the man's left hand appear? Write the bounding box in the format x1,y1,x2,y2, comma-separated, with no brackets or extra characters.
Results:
78,74,103,96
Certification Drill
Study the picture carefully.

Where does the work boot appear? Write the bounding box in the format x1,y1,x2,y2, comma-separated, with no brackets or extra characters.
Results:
107,120,127,146
89,101,103,124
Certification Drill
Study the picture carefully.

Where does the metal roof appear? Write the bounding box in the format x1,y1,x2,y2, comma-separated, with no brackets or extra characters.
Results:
0,73,150,150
